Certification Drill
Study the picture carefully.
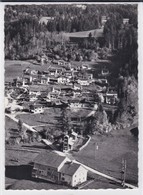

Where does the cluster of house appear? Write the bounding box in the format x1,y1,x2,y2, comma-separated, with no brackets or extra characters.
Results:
5,59,119,115
32,151,88,187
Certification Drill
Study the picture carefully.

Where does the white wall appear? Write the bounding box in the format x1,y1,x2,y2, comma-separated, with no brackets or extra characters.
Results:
72,165,88,187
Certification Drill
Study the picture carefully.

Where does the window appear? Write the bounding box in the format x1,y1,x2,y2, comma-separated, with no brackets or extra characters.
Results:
62,177,65,180
75,175,76,177
62,173,64,176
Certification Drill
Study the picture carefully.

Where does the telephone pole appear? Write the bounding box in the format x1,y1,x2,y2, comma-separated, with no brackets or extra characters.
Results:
121,159,127,187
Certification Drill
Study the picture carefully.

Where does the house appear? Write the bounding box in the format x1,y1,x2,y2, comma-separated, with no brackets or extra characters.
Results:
59,161,88,187
64,71,73,78
60,86,73,96
47,92,59,101
101,68,110,76
32,152,70,183
82,64,88,70
48,76,58,84
39,17,54,25
32,151,88,187
30,104,44,114
123,18,129,25
22,75,32,86
73,83,82,90
70,130,78,141
58,60,65,66
101,16,107,28
58,76,70,85
29,95,38,102
49,67,63,77
69,99,82,109
40,77,48,85
14,77,23,87
104,88,118,105
52,86,61,94
86,73,93,80
77,79,89,86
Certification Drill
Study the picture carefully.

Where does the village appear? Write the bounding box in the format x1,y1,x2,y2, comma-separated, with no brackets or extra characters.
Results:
5,4,138,190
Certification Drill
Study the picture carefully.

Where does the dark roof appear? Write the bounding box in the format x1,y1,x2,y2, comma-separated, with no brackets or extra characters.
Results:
33,151,66,168
65,29,103,38
60,162,81,176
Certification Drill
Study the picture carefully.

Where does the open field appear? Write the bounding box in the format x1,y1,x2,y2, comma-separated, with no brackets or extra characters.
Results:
16,108,61,127
5,60,51,82
72,131,138,186
5,116,18,132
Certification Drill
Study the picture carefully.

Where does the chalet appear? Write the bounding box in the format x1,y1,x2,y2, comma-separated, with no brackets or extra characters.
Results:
29,95,38,102
31,70,39,75
86,73,93,80
65,29,104,47
58,60,65,66
47,92,59,100
104,88,118,105
101,16,107,28
39,17,54,25
49,67,63,77
32,151,88,187
63,135,74,152
30,104,44,114
77,79,89,86
59,161,88,187
40,77,48,85
32,152,70,183
82,64,88,70
69,99,82,109
52,86,61,94
73,83,82,91
123,18,129,25
61,86,73,96
14,78,23,87
64,71,73,78
73,90,81,98
23,68,31,75
48,77,58,84
32,77,40,85
22,75,32,86
58,76,70,85
29,89,41,96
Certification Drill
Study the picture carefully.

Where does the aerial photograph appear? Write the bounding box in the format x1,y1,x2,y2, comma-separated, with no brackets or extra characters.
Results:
4,4,138,190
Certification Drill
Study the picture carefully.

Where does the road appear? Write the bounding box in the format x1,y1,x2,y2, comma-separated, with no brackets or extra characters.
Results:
42,139,137,189
6,113,138,189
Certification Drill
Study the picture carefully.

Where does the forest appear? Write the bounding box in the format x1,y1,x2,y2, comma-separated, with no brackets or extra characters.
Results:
5,4,137,61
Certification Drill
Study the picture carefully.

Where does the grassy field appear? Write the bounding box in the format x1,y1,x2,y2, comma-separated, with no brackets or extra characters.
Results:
5,60,51,82
72,131,138,186
16,108,61,127
5,116,18,132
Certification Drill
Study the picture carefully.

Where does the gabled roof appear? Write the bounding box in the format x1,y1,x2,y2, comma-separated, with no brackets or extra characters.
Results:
60,162,81,176
33,151,66,169
65,29,103,38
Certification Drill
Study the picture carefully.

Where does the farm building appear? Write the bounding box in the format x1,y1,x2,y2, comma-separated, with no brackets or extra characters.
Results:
65,29,104,47
32,151,88,187
39,17,54,25
29,104,44,114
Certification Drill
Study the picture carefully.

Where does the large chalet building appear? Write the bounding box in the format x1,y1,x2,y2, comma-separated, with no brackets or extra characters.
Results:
32,151,88,187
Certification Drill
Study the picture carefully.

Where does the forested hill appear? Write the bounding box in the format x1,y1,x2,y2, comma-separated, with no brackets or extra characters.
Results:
5,4,137,32
5,4,138,79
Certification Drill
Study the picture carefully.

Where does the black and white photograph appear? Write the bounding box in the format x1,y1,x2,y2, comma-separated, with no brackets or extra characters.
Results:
4,3,139,190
